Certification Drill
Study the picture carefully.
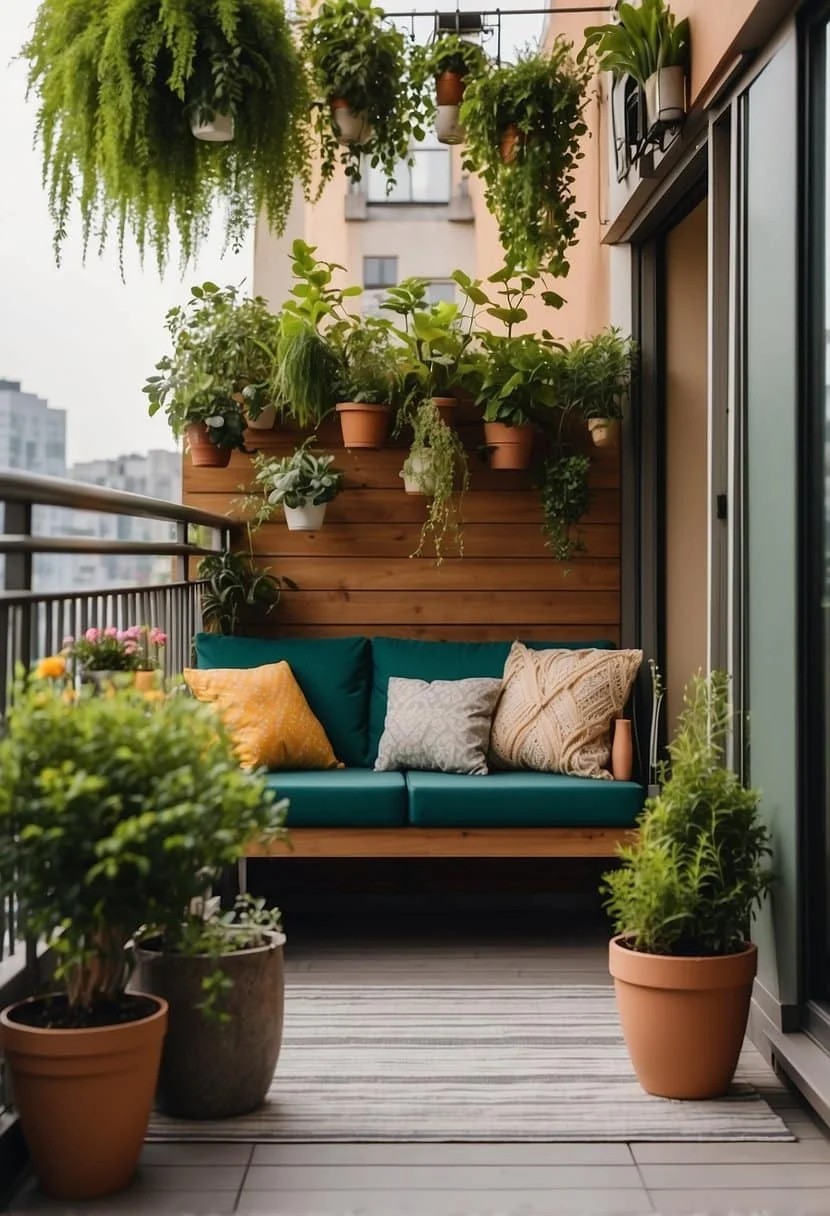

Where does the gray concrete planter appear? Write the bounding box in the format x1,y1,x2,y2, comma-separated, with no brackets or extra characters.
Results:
133,930,285,1119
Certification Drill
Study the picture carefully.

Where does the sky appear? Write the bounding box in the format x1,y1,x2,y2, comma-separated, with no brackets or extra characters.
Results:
0,1,543,466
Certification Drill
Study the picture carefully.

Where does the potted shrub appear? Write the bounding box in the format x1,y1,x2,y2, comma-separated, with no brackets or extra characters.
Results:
198,550,295,636
0,672,284,1198
459,41,591,274
381,277,473,425
604,671,772,1100
249,442,344,532
558,329,636,448
303,0,427,189
582,0,690,135
400,398,469,565
23,0,312,269
466,332,563,469
335,317,401,448
415,34,489,145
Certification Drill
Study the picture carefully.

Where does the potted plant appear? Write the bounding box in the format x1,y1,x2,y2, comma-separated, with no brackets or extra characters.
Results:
302,0,427,189
23,0,312,270
582,0,690,134
249,442,344,532
60,626,139,690
132,626,168,691
198,550,295,636
460,41,591,274
558,329,636,448
603,671,772,1100
335,317,401,448
0,671,284,1198
415,34,489,145
381,277,473,425
401,399,469,564
538,452,591,561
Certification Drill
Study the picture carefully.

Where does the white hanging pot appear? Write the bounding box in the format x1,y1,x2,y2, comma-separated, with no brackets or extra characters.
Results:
644,67,686,131
400,449,436,496
284,501,327,531
191,113,235,142
330,101,373,147
436,105,465,146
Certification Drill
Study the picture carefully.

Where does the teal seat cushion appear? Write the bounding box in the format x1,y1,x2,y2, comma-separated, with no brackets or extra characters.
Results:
193,633,371,767
405,771,644,828
368,637,614,764
264,769,407,827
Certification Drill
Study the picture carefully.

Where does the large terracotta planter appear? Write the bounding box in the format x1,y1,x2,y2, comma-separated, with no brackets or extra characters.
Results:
483,421,534,470
336,402,392,449
0,994,167,1199
609,936,758,1099
185,423,231,468
133,931,285,1118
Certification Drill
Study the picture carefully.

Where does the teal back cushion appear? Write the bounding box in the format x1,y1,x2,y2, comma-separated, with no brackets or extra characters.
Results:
368,636,615,764
193,633,371,767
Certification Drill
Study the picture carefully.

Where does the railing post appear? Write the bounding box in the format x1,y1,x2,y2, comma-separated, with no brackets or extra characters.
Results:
4,500,33,673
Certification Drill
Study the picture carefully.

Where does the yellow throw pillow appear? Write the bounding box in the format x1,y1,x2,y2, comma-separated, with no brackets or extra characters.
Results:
184,661,341,771
490,643,643,779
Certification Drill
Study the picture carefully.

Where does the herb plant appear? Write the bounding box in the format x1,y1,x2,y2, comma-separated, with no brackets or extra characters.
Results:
581,0,690,85
249,442,344,525
23,0,312,270
604,671,772,957
558,329,636,421
198,550,294,636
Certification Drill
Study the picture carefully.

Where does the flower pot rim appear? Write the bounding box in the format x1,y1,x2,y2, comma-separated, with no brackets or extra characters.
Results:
610,934,758,990
611,934,756,961
0,992,167,1039
134,928,286,962
336,401,391,412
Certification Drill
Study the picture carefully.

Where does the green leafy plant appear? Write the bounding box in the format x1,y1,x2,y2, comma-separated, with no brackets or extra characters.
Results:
403,398,469,565
381,278,474,407
557,329,636,422
198,550,294,635
581,0,690,85
603,671,772,956
421,33,489,81
302,0,427,188
0,672,286,1020
23,0,313,270
538,452,591,561
144,283,281,445
337,317,402,405
460,41,591,273
248,441,344,526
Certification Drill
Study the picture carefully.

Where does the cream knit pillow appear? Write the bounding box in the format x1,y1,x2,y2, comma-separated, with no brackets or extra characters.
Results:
490,643,643,779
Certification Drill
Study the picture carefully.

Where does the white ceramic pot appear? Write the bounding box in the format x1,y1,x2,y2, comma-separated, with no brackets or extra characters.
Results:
284,501,326,531
245,405,277,431
436,105,464,146
644,67,686,131
588,418,620,449
191,113,235,142
331,103,373,147
400,449,436,496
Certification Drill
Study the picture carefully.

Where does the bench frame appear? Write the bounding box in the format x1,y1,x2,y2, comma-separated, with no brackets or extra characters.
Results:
246,826,635,860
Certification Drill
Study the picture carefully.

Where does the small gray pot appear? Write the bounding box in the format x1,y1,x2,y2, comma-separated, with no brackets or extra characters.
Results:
133,930,285,1119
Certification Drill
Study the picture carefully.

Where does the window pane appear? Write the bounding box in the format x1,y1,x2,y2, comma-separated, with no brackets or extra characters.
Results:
410,150,451,203
364,256,397,288
425,280,456,304
366,162,410,203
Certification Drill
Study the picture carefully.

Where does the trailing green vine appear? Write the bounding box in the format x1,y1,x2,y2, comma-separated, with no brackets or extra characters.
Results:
404,399,469,565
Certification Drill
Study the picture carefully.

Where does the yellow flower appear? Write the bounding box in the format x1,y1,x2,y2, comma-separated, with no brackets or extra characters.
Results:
35,656,66,680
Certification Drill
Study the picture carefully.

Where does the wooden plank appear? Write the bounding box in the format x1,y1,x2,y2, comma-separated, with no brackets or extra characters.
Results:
267,623,621,642
276,589,619,626
247,827,636,859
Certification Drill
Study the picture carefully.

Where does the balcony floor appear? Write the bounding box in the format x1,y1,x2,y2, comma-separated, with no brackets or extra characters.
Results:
8,910,830,1216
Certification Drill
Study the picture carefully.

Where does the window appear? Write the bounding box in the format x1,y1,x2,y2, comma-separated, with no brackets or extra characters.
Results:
425,280,456,305
366,132,451,204
363,256,398,289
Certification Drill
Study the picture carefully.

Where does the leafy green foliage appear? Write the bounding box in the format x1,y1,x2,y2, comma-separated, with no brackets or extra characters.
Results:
23,0,312,270
249,441,344,522
381,278,474,404
538,453,591,561
303,0,427,189
337,318,402,405
581,0,691,85
603,672,772,956
557,329,636,421
460,41,591,273
405,399,469,565
144,281,280,442
420,34,489,81
0,674,287,1011
197,550,294,635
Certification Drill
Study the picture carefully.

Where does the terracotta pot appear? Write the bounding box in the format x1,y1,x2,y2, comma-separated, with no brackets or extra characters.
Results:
191,113,234,142
611,718,633,781
609,936,758,1099
588,417,620,448
436,70,465,106
133,669,159,693
284,501,327,532
0,994,167,1199
133,932,284,1119
185,423,232,468
483,421,534,470
330,99,373,146
499,123,521,164
432,397,458,427
336,402,392,449
436,104,465,145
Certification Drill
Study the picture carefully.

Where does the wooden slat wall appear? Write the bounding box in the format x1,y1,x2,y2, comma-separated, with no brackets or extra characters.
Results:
183,408,621,643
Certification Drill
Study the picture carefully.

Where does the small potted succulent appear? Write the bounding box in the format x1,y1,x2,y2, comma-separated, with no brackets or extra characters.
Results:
557,329,636,448
197,550,294,636
416,34,489,145
250,441,344,532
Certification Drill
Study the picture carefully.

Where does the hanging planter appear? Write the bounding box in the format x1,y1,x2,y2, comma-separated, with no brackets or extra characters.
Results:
23,0,313,270
555,329,636,451
245,404,278,431
245,442,344,533
588,418,620,448
400,448,437,495
436,105,464,146
284,502,327,531
417,35,489,146
644,66,686,131
432,396,459,426
499,122,521,164
330,99,374,146
404,400,469,564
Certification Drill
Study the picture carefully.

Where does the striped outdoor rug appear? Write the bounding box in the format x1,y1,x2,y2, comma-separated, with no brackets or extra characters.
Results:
147,985,793,1142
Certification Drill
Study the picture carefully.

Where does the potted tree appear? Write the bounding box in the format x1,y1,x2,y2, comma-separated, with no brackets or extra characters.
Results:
604,671,772,1100
581,0,690,135
459,41,591,274
23,0,312,270
198,550,294,635
415,34,489,145
558,329,636,448
0,672,284,1198
249,442,344,532
302,0,427,189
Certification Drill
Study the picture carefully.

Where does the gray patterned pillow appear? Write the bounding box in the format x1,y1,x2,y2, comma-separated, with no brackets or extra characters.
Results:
374,677,503,775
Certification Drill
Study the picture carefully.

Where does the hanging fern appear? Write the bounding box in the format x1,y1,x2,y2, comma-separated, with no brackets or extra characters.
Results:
24,0,313,270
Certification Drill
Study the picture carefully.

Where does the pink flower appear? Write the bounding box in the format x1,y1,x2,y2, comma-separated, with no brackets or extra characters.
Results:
84,628,100,643
116,630,130,641
127,625,142,639
149,629,167,647
104,627,118,638
124,641,137,653
62,635,74,648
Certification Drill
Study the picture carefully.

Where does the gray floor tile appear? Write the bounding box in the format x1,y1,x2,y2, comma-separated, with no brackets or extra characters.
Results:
130,1165,246,1191
236,1188,654,1215
7,1188,237,1214
250,1143,634,1166
139,1144,254,1166
641,1161,830,1188
242,1163,642,1190
647,1188,830,1215
633,1138,830,1163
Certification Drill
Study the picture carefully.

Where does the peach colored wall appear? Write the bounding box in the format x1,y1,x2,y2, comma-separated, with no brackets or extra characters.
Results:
664,199,709,730
671,0,758,106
